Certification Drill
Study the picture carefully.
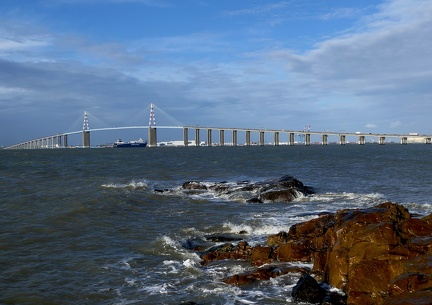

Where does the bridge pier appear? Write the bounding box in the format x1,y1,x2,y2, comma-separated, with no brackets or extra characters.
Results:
322,134,328,145
259,131,265,146
289,132,295,146
274,132,279,146
305,133,311,146
82,131,91,148
426,138,431,144
379,136,385,145
339,135,346,145
246,131,251,146
147,127,157,147
232,130,238,146
400,137,407,145
64,135,68,148
219,130,225,146
195,129,200,146
358,136,366,145
207,129,212,146
183,128,189,146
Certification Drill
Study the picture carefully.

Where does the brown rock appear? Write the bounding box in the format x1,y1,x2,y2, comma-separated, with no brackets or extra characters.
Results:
198,202,432,305
382,290,432,305
224,265,309,286
251,245,274,266
200,241,252,265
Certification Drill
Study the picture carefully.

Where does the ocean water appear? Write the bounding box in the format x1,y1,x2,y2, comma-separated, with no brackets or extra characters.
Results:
1,144,432,305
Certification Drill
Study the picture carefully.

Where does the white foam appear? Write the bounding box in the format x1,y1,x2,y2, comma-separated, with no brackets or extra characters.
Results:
101,179,148,190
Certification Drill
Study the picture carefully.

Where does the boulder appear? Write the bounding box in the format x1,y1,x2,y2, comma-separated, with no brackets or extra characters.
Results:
224,264,309,286
197,202,432,305
291,274,328,304
201,241,252,265
181,175,314,203
266,202,432,305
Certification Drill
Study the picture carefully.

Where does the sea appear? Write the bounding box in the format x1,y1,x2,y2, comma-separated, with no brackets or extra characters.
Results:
1,144,432,305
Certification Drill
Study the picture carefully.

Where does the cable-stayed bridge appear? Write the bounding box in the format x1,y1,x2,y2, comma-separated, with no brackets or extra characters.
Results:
4,104,432,149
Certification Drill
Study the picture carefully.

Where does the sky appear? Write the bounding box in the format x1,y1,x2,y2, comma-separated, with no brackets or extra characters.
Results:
1,0,432,146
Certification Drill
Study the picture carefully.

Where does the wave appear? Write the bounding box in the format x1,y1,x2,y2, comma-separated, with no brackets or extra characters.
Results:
101,179,149,190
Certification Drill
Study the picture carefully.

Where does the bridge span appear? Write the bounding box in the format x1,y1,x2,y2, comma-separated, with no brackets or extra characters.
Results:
5,125,432,149
4,104,432,149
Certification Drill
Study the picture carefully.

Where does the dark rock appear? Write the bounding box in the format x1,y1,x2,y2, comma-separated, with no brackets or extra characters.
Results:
182,181,207,190
224,264,310,286
181,175,314,203
201,241,252,265
246,197,262,203
292,274,327,304
205,234,244,242
196,202,432,305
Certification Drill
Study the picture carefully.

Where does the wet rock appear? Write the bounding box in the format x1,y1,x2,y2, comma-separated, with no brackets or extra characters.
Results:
182,181,208,190
197,202,432,305
223,264,309,286
204,234,244,242
201,241,252,264
266,202,432,305
181,175,314,203
381,290,432,305
291,274,328,304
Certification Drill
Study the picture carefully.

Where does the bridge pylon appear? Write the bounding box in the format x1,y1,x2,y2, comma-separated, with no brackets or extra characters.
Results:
148,103,157,147
82,111,91,148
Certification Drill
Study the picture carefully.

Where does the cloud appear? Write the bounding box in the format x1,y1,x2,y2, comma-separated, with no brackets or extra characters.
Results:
265,0,432,102
224,1,289,16
41,0,171,7
389,121,402,128
365,124,377,129
319,7,363,21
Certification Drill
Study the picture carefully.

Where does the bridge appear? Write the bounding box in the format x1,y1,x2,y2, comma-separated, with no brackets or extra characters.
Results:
4,104,432,149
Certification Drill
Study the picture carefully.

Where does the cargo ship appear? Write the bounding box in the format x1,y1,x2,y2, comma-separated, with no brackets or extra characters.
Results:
113,138,147,148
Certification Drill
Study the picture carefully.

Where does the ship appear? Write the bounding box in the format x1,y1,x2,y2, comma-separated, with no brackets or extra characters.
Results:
113,138,147,148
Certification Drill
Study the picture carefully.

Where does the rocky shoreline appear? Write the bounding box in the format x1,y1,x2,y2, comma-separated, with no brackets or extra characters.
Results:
180,176,432,305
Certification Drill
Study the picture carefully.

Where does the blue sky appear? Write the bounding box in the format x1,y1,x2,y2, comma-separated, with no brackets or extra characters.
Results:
1,0,432,146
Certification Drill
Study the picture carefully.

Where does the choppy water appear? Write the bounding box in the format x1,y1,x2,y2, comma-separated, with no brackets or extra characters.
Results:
1,144,432,304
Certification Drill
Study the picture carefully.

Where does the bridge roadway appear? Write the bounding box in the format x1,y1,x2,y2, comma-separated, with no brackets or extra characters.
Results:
5,125,432,149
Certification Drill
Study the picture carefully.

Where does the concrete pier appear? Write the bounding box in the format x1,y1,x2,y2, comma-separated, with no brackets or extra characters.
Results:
82,131,90,148
219,130,225,146
305,133,311,146
232,130,238,146
358,136,366,145
339,135,346,145
246,131,251,146
148,127,157,147
207,129,212,146
379,136,386,145
259,131,265,146
195,129,200,147
322,134,328,145
289,133,295,146
274,132,280,146
183,128,189,147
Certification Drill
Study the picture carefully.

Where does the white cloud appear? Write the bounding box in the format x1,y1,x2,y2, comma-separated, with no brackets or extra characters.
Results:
366,124,377,129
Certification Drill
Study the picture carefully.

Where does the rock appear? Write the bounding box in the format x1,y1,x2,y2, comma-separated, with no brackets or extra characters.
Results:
197,202,432,305
201,241,252,265
381,290,432,305
266,202,432,305
205,234,244,242
181,175,314,203
291,274,328,304
224,264,310,286
182,181,208,190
